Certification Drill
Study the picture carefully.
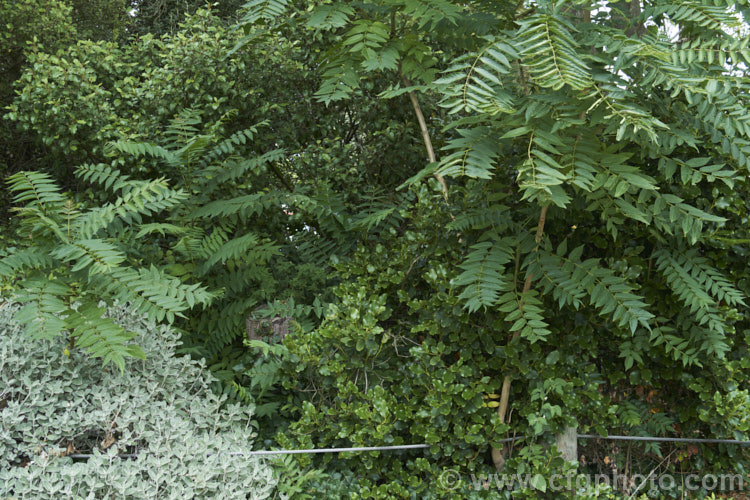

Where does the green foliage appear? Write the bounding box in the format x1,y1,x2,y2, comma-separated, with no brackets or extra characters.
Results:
2,6,428,421
0,0,80,218
235,0,480,104
4,8,292,180
416,0,748,370
0,169,213,371
437,41,518,116
268,453,329,500
531,243,654,335
516,12,591,91
6,40,125,169
0,0,77,96
271,186,667,497
239,0,289,25
0,300,278,499
261,0,750,495
454,240,513,312
68,0,134,41
130,0,247,36
2,0,750,496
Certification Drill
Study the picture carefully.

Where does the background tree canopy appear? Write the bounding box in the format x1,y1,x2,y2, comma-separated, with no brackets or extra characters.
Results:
1,0,749,498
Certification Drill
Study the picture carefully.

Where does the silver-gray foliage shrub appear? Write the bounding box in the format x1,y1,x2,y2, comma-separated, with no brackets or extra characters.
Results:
0,300,277,499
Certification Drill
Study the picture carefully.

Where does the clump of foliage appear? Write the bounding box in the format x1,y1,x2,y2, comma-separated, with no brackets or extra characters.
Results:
0,0,77,96
0,10,314,385
270,184,614,498
0,300,277,499
129,0,246,37
0,0,136,219
237,0,750,496
5,10,261,171
0,167,213,371
1,6,424,410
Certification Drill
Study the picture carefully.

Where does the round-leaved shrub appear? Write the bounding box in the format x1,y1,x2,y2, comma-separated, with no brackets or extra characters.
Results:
0,300,277,499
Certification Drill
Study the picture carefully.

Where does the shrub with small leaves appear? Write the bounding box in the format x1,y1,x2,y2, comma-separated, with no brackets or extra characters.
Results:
0,300,277,499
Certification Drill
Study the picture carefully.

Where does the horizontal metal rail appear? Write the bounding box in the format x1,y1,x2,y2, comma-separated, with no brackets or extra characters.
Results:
577,434,749,445
64,434,748,459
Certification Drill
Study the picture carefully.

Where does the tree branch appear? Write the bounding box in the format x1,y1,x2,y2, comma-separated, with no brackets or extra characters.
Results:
491,205,548,472
401,75,449,200
626,0,645,38
269,161,294,192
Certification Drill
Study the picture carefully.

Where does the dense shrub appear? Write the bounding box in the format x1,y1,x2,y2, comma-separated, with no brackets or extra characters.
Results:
0,300,277,499
274,185,750,498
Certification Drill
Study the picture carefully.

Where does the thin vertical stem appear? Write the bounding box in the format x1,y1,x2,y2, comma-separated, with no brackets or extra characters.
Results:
402,75,449,200
491,205,548,471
